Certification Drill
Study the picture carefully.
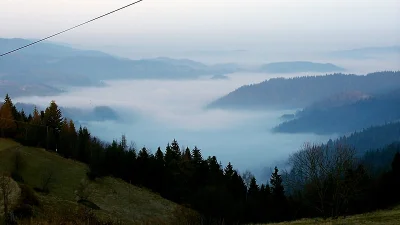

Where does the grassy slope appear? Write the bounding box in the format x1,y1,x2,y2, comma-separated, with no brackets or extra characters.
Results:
256,206,400,225
0,138,179,224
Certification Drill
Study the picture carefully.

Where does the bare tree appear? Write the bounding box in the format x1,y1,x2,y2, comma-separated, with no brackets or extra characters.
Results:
284,142,360,218
242,170,254,190
40,169,55,193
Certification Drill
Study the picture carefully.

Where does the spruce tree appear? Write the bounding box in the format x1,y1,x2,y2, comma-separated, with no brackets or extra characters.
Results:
270,166,284,197
0,94,16,137
44,101,63,133
224,162,234,177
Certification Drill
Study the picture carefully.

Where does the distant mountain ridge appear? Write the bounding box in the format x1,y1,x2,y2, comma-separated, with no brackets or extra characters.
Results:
0,38,242,97
207,71,400,110
328,46,400,59
258,61,345,73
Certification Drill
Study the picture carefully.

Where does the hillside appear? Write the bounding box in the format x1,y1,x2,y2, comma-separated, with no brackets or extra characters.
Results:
273,89,400,134
258,61,345,73
261,205,400,225
331,122,400,155
301,91,371,112
207,71,400,110
0,139,180,224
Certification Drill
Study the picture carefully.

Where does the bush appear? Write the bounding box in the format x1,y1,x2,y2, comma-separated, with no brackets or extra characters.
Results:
13,204,33,219
19,184,39,206
11,171,24,183
86,171,98,181
12,184,40,219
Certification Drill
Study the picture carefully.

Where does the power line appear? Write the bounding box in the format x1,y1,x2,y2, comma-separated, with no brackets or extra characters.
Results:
0,0,146,57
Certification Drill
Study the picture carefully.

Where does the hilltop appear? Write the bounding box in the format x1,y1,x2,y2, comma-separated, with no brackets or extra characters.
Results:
258,61,345,73
207,71,400,110
0,139,180,224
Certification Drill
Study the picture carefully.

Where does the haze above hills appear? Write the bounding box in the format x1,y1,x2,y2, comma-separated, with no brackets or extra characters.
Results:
0,38,359,98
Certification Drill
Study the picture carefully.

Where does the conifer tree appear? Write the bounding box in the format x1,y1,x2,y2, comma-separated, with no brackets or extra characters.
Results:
171,139,181,160
44,100,63,133
224,162,234,177
191,146,203,165
270,166,284,197
0,94,16,137
155,147,165,166
4,94,19,121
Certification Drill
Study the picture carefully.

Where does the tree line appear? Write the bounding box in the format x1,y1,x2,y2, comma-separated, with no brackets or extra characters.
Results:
1,94,400,224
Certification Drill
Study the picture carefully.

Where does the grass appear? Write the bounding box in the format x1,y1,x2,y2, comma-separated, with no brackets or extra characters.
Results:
0,138,180,224
0,138,20,151
257,205,400,225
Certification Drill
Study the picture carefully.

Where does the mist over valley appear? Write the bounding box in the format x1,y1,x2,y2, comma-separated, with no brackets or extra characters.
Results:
7,40,400,181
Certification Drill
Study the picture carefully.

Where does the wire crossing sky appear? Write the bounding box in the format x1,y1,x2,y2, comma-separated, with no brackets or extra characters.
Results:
0,0,146,57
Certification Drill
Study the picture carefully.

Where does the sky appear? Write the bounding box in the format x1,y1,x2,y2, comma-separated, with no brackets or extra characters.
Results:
1,0,399,55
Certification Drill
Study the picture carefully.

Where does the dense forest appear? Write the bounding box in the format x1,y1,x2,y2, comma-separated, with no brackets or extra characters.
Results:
1,94,400,224
328,122,400,155
14,103,119,123
273,88,400,134
207,71,400,110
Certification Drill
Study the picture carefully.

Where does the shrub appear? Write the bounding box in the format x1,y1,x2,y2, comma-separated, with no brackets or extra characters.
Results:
12,184,40,219
19,184,39,206
13,204,33,219
11,171,24,183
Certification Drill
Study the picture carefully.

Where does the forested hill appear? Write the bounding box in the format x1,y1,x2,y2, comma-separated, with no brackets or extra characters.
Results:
328,122,400,155
273,88,400,134
1,94,400,224
207,71,400,110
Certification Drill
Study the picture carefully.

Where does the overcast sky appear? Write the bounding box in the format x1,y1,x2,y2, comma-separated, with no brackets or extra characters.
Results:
1,0,399,53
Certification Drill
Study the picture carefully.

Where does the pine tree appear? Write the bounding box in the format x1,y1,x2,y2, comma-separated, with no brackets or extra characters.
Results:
4,94,19,121
20,109,27,122
183,147,192,161
155,147,165,166
224,162,234,177
44,100,63,133
192,146,203,165
31,106,41,125
59,118,70,156
0,95,16,137
270,166,284,197
269,166,288,221
171,139,181,160
248,176,259,196
77,127,91,163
